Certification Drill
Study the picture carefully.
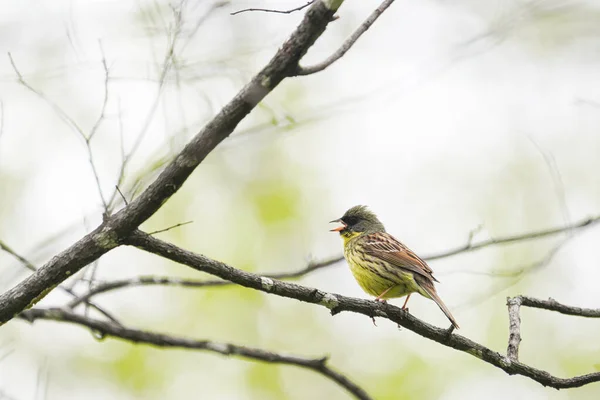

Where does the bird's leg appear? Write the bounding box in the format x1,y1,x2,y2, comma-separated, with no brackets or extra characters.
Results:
401,293,411,311
374,287,393,303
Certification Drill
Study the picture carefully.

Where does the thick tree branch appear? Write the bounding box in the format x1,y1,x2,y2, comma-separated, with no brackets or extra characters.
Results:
0,0,349,324
0,239,122,325
18,308,372,400
123,230,600,389
296,0,396,75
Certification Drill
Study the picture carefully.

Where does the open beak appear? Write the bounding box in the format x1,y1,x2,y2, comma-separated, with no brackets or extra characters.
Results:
329,218,346,232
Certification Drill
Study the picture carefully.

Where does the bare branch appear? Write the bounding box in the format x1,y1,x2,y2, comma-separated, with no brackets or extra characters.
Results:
8,53,87,141
0,238,122,326
517,296,600,318
296,0,395,76
8,52,109,211
0,0,348,324
0,239,37,272
147,220,194,235
67,255,343,308
123,230,600,389
506,297,522,361
19,308,372,400
69,215,598,307
88,41,110,142
424,215,600,261
231,1,316,16
114,185,128,206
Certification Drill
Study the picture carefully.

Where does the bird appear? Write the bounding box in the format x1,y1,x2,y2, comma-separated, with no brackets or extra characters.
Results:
330,205,459,329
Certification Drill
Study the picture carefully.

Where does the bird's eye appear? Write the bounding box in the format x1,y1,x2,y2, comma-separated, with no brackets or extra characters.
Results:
343,216,359,227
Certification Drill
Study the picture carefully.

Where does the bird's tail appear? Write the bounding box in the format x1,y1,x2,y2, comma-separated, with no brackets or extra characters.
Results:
416,278,459,329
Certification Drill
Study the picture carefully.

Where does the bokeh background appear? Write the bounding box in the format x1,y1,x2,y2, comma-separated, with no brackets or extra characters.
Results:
1,0,600,399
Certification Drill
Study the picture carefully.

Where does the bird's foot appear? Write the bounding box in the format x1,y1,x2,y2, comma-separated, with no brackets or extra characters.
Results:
371,316,378,327
374,298,387,304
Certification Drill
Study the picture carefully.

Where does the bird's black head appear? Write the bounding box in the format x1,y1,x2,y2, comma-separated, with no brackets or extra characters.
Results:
330,205,386,237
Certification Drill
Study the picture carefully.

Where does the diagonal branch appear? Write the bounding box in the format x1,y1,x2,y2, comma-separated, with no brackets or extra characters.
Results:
19,308,372,400
124,230,600,389
0,239,122,325
0,0,355,324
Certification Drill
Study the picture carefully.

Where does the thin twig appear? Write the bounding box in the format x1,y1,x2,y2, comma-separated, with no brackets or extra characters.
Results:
88,41,110,142
8,53,87,141
296,0,395,75
19,308,372,400
68,255,343,308
147,220,194,235
527,135,571,231
106,2,185,212
115,185,128,206
231,1,316,16
8,52,109,211
424,215,600,260
506,297,522,361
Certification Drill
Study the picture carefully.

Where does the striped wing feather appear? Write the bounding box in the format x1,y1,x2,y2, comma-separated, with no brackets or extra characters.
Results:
361,232,439,283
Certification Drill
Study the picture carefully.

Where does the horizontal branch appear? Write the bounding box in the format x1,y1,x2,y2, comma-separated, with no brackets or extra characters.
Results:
19,308,371,400
517,296,600,318
123,230,600,390
67,255,343,308
231,1,316,16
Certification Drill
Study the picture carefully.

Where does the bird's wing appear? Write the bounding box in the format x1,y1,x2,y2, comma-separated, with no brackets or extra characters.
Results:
361,232,439,282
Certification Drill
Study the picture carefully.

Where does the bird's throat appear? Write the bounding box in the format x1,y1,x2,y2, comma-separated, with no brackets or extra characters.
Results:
341,230,362,245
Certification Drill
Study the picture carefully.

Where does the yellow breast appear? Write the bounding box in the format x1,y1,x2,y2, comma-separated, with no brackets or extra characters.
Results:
343,237,418,299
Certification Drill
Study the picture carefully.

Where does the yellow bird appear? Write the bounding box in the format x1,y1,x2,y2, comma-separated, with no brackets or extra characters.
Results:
330,205,459,329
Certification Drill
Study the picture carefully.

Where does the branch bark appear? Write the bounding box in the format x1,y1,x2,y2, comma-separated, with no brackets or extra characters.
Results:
67,216,599,307
506,297,522,361
18,308,372,400
123,230,600,390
